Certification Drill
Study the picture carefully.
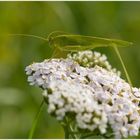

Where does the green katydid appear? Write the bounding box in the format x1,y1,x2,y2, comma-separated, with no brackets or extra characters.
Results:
9,31,134,92
9,31,133,52
47,32,134,90
47,31,133,52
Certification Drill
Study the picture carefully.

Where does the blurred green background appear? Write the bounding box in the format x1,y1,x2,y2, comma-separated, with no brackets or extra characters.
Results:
0,1,140,138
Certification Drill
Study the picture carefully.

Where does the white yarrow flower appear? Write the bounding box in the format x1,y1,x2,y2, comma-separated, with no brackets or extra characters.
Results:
26,51,140,138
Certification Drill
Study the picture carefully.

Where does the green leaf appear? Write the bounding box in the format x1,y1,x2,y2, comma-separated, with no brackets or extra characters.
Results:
48,31,133,52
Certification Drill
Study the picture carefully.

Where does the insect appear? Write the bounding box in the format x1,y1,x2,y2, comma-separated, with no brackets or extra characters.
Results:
9,31,134,96
47,31,133,52
9,31,133,53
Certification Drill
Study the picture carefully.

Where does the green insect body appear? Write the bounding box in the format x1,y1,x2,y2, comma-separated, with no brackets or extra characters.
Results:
9,32,133,87
9,31,133,52
48,31,133,52
47,31,135,98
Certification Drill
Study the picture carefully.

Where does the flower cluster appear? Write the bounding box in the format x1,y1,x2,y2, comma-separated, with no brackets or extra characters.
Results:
26,51,140,138
67,51,120,76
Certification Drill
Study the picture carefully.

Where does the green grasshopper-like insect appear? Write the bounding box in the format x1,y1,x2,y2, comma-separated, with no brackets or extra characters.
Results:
10,31,132,52
9,31,133,86
9,31,133,93
47,31,132,52
46,31,133,92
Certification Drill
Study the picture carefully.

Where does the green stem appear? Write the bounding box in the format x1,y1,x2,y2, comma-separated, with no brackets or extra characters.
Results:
28,100,45,139
69,124,78,139
62,117,80,139
61,118,69,139
80,132,101,139
62,123,69,138
64,127,69,139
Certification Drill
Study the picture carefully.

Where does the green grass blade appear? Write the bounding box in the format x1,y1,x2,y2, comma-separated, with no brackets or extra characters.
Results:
28,100,45,139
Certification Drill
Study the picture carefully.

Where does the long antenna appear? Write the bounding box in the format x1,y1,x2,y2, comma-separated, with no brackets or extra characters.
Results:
8,33,49,42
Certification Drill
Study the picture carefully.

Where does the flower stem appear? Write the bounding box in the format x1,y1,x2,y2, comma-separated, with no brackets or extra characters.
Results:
62,121,69,138
28,100,45,139
62,116,79,139
69,124,78,139
64,127,69,139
